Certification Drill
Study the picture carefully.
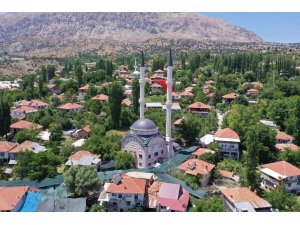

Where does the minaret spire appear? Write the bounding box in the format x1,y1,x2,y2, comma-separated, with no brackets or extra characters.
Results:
166,49,173,159
139,51,145,119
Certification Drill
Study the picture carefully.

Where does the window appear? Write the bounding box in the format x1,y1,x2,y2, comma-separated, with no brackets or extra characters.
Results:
288,183,292,187
112,193,117,197
113,202,117,206
134,194,138,200
161,150,164,154
127,201,131,206
148,154,151,159
139,163,142,166
154,152,158,156
118,194,122,198
139,154,143,159
0,153,4,157
148,163,151,166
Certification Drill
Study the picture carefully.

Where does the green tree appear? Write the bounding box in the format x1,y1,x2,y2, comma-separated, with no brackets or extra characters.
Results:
0,93,11,137
15,129,39,143
75,64,84,87
115,151,134,169
64,166,101,197
243,126,260,190
198,152,217,164
190,197,225,212
90,204,106,212
278,149,300,168
178,115,201,146
108,82,124,129
132,78,140,115
49,123,63,141
264,185,297,211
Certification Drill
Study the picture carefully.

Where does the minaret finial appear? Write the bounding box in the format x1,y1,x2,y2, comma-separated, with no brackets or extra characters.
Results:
168,49,173,67
141,51,145,67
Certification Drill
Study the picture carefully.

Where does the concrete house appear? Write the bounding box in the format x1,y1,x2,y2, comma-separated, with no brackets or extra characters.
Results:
221,187,272,212
98,174,146,212
214,128,240,159
260,161,300,194
177,159,215,186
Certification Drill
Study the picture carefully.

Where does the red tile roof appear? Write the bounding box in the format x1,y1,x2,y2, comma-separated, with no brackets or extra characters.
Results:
150,74,163,79
188,102,211,109
0,186,30,211
151,83,162,88
154,69,164,73
91,94,109,101
0,141,17,153
192,148,215,157
47,84,58,89
276,144,299,152
69,150,100,161
11,106,37,114
215,128,239,140
82,125,91,133
122,98,132,107
247,88,260,94
106,174,146,194
222,93,239,99
29,100,49,108
276,132,295,142
58,103,84,110
179,91,194,97
79,85,89,91
177,159,215,176
262,161,300,177
174,117,184,125
10,120,43,130
219,170,234,179
221,187,271,209
251,82,264,88
9,141,35,153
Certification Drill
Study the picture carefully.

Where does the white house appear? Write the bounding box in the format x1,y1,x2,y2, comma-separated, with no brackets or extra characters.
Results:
214,128,240,159
98,174,146,212
260,161,300,194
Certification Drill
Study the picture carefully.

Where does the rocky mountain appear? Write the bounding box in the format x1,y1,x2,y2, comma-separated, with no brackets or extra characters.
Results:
0,12,263,57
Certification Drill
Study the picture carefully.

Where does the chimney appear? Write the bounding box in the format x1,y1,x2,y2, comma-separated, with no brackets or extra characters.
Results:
139,51,145,119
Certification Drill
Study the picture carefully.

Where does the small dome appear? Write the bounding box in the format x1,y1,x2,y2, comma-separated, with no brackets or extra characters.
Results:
131,118,157,131
132,70,140,76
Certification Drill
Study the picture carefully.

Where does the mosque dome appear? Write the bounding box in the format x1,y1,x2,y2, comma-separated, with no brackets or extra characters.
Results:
131,118,157,131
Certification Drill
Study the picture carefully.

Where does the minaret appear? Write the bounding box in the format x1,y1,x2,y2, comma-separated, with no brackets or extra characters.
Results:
139,51,145,119
166,49,173,159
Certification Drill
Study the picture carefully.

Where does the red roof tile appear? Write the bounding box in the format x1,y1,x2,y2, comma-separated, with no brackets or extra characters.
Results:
276,132,295,142
58,103,84,110
177,159,215,176
10,120,43,130
11,106,37,114
69,150,99,161
222,93,239,99
192,148,215,157
106,174,146,194
188,102,211,109
215,128,240,140
0,186,30,211
276,144,299,152
221,187,271,209
262,161,300,177
219,170,234,179
91,94,109,101
0,141,17,153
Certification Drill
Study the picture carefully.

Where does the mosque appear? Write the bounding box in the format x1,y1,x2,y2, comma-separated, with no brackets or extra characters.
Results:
121,50,176,168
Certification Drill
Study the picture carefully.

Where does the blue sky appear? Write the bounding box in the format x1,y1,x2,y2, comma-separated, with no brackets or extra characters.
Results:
1,12,299,43
200,13,300,43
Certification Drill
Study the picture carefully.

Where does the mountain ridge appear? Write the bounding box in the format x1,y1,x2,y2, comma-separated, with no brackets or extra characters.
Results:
0,12,263,56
